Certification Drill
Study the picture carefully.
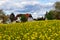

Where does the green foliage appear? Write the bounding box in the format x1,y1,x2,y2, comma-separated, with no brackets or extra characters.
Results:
0,10,8,23
0,10,5,18
55,12,60,19
55,2,60,10
0,20,60,40
45,11,55,20
45,10,60,20
45,2,60,20
0,10,5,15
10,13,15,22
2,15,8,23
21,15,27,22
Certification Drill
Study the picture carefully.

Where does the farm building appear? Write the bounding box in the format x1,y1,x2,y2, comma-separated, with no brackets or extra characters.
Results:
16,13,33,22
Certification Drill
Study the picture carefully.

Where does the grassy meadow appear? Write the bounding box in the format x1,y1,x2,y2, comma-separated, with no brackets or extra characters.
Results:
0,20,60,40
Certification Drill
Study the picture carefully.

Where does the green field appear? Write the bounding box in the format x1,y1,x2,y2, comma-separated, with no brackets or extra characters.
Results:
0,20,60,40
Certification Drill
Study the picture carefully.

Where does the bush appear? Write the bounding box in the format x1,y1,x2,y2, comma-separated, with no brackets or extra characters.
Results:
21,15,27,22
45,11,55,20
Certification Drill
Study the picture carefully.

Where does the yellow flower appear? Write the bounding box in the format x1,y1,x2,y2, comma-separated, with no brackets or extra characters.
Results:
47,37,51,40
27,33,30,35
48,29,52,32
0,36,2,39
54,33,58,36
51,39,54,40
8,36,11,40
31,36,35,39
28,38,30,40
45,34,48,38
24,34,28,38
39,34,42,38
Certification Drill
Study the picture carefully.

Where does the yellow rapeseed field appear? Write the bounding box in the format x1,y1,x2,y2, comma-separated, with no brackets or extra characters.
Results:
0,20,60,40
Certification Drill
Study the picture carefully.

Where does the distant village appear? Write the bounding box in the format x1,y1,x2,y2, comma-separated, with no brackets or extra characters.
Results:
0,10,46,24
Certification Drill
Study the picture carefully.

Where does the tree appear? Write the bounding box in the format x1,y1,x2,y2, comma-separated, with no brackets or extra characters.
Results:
45,2,60,20
55,12,60,19
54,2,60,19
3,15,8,23
0,10,7,23
21,15,27,22
0,10,5,18
55,2,60,11
10,13,15,22
45,10,55,20
0,10,5,15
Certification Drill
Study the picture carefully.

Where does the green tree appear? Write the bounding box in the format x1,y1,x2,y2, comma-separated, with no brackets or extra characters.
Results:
0,10,7,23
0,10,5,16
55,2,60,11
45,10,55,20
45,2,60,20
54,2,60,19
10,13,15,22
55,12,60,19
21,15,27,22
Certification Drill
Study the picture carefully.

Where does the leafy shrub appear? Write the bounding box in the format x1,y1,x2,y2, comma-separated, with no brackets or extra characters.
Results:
20,15,27,22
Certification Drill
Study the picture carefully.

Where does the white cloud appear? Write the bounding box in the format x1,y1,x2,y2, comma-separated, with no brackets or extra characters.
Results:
0,0,8,6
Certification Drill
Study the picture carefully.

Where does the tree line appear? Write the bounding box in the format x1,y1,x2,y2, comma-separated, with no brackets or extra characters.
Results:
45,2,60,20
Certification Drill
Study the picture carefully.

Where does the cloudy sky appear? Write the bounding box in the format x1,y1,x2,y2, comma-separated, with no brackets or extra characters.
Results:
0,0,60,18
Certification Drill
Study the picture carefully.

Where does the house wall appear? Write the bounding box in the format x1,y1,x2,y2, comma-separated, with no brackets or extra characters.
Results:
0,19,3,23
28,17,33,22
16,17,21,22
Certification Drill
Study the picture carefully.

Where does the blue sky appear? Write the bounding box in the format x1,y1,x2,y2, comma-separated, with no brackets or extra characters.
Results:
0,0,60,18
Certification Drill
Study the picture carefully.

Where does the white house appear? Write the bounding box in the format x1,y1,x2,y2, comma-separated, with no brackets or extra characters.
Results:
5,18,11,24
28,17,33,22
0,19,3,23
16,17,21,22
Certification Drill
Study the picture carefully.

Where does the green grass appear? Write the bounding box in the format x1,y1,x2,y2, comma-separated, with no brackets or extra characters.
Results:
0,20,60,40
